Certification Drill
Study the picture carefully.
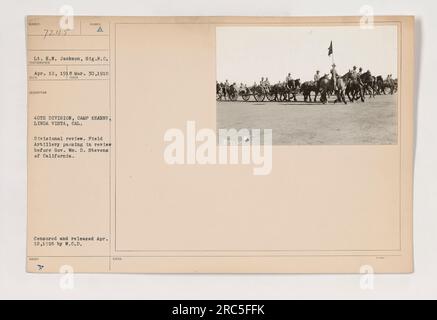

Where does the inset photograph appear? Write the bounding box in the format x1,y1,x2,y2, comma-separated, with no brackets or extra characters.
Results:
216,26,398,145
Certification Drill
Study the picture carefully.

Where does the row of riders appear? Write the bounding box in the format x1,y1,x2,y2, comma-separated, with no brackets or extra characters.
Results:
217,66,397,104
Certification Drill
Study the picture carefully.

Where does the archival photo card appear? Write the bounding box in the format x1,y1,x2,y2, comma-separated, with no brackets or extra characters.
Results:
26,16,414,273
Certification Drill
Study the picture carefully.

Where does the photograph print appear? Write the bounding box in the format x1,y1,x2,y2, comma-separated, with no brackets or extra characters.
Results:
216,25,399,145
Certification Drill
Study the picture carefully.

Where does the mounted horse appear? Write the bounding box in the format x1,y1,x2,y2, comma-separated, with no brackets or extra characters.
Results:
384,78,396,95
376,76,396,95
285,79,301,102
318,75,347,104
343,71,365,102
360,71,376,98
270,82,287,101
216,82,223,100
226,83,239,101
376,76,384,94
300,80,320,102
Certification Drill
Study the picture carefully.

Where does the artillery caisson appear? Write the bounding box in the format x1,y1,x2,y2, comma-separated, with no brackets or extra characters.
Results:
240,85,276,102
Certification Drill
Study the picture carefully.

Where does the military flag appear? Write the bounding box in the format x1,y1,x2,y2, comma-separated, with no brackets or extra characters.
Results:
328,41,333,56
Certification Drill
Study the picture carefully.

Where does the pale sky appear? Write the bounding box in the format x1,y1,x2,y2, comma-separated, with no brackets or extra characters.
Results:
216,26,398,84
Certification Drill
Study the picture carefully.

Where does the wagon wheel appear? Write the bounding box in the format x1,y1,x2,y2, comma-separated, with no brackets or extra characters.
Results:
216,92,222,101
266,89,276,102
230,91,238,101
241,91,250,101
254,87,265,102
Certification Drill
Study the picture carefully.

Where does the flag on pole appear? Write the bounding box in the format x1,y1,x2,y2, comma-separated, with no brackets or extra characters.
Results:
328,41,333,56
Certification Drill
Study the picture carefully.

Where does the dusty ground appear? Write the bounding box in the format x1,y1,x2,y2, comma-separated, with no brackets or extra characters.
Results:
217,94,398,145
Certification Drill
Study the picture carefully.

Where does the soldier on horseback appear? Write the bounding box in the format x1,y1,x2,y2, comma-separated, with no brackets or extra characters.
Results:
351,66,358,80
286,73,293,83
330,63,338,90
285,73,293,90
357,67,363,82
314,70,321,82
351,66,365,87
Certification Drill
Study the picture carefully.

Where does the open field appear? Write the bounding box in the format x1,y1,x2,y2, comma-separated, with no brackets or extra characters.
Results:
217,94,398,145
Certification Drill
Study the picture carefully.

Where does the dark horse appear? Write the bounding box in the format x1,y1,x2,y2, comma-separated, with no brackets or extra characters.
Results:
216,82,223,100
376,76,385,94
300,80,320,102
285,79,301,101
376,75,396,95
343,72,365,102
270,82,287,101
317,76,331,104
270,79,300,102
376,75,397,95
360,71,376,98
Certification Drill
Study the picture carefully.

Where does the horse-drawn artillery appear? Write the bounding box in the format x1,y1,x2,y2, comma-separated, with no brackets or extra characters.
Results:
241,85,277,102
216,81,301,102
217,72,396,104
216,83,276,102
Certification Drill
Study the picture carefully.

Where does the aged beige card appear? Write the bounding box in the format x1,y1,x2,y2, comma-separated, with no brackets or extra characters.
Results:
27,16,414,273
